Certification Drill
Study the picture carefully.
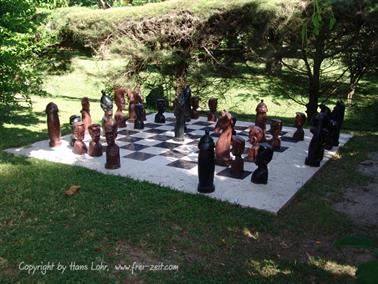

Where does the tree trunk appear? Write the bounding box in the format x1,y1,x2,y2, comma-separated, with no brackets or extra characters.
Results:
98,0,111,9
347,84,356,105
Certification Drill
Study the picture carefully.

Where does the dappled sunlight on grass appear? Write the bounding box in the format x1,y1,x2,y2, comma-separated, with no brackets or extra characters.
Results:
308,257,356,277
248,259,292,277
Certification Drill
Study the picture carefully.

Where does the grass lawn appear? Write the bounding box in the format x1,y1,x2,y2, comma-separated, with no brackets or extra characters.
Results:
0,51,377,283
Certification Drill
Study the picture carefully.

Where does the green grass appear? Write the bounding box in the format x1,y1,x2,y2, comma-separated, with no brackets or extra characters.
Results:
1,51,378,283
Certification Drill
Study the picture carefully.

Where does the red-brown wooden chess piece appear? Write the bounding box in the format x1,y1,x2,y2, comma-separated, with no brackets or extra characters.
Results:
127,88,136,122
81,97,92,133
191,96,200,119
247,125,263,161
101,91,117,138
214,111,234,166
231,135,245,177
88,124,103,157
134,86,146,121
46,102,61,147
114,87,127,128
255,99,268,139
293,112,306,141
72,121,87,155
105,124,120,169
270,119,282,150
208,97,218,123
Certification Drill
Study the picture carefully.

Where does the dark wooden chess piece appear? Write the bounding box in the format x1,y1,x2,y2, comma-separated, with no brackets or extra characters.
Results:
174,86,191,141
88,124,103,157
101,90,117,137
231,115,237,135
198,129,215,193
127,88,136,122
81,97,92,134
134,103,145,129
114,87,127,128
320,104,335,150
134,86,146,121
231,135,245,177
105,124,120,169
255,99,268,139
214,111,234,166
270,118,282,150
208,97,218,123
45,102,61,147
247,125,263,161
69,115,81,147
191,96,200,119
155,98,166,123
293,112,306,141
305,112,329,167
184,85,192,123
331,100,345,147
72,121,87,155
251,143,273,184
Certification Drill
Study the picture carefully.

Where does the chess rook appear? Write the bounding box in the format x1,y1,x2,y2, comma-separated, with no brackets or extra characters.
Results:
197,130,215,193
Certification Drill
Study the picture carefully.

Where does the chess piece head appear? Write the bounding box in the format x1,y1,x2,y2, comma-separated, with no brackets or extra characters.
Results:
256,99,268,114
73,121,85,141
46,102,59,115
270,119,282,136
134,86,143,103
105,124,117,146
208,98,218,112
249,125,263,145
214,111,233,133
100,91,113,113
156,98,166,112
89,124,101,143
81,97,90,112
294,112,306,128
319,104,331,117
231,135,245,157
255,143,273,167
114,87,126,110
69,115,81,127
191,96,200,109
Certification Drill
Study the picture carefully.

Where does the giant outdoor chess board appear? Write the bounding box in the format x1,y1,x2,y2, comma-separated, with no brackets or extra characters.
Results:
5,113,351,214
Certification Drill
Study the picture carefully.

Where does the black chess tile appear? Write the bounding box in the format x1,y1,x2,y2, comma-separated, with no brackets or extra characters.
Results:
184,127,195,133
167,159,197,170
160,150,187,159
267,130,288,136
192,121,210,126
118,136,143,143
123,152,155,161
118,129,139,136
237,131,249,137
120,143,149,151
148,134,173,141
186,133,203,140
274,146,289,153
281,136,298,143
144,123,161,128
144,128,168,134
217,168,252,180
234,125,249,131
166,117,176,122
154,142,182,149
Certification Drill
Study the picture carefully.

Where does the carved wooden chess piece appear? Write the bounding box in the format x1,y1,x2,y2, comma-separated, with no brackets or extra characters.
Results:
198,129,215,193
293,112,306,141
208,97,218,123
231,135,245,177
88,124,103,157
134,103,145,129
69,115,81,147
331,100,345,147
45,102,61,147
184,85,192,122
320,104,335,150
255,99,268,139
105,124,120,169
305,112,329,167
134,86,146,121
191,96,200,119
247,125,263,161
155,98,166,123
174,86,191,141
251,143,273,184
127,88,136,122
72,121,87,155
214,111,234,166
270,119,282,150
101,90,117,137
81,97,92,133
114,87,127,128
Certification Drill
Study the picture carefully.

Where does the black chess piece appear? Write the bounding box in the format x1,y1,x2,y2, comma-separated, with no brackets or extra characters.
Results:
69,115,81,147
231,135,245,177
155,98,166,123
174,85,191,141
305,112,329,167
331,100,345,147
251,143,273,184
198,129,215,193
134,103,144,129
319,104,335,150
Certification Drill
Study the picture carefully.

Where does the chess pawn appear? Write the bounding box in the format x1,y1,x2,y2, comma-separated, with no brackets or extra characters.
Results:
255,99,268,139
134,103,144,129
293,112,306,141
134,86,147,121
231,135,245,177
72,121,87,155
69,115,81,147
191,96,200,119
270,119,282,150
45,102,61,147
114,87,127,128
251,143,273,184
127,88,136,122
155,98,166,123
105,125,120,169
81,97,92,133
208,97,218,123
247,125,263,161
305,112,329,167
88,124,103,157
198,129,215,193
331,100,345,147
214,111,234,166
